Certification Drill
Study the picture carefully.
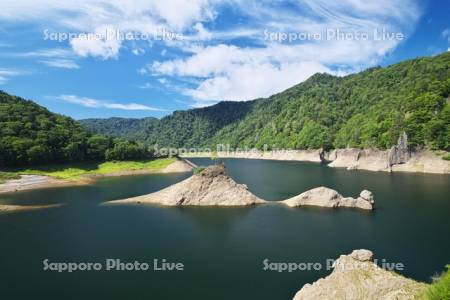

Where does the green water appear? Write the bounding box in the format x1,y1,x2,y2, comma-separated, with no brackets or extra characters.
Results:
0,158,449,299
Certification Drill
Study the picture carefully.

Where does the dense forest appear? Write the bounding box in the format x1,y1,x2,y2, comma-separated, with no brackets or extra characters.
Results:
81,117,158,140
82,52,450,151
81,101,255,147
1,53,449,167
0,92,154,167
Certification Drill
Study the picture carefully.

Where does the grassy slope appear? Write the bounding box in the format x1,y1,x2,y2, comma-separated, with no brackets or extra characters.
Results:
1,158,176,180
417,265,450,300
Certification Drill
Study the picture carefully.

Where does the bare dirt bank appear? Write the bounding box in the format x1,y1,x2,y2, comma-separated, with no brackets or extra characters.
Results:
0,175,90,194
0,203,63,213
181,149,450,174
0,159,193,195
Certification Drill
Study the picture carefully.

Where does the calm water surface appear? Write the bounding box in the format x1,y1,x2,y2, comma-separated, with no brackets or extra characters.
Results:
0,158,449,300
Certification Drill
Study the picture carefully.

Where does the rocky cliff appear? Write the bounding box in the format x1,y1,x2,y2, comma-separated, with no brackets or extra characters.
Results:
181,145,450,174
281,187,374,210
293,249,427,300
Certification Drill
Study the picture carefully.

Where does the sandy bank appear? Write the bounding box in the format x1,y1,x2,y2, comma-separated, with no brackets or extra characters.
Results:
0,203,63,213
0,175,89,194
293,249,427,300
0,159,194,194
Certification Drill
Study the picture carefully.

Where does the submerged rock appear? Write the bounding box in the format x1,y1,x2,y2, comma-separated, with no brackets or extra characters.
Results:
293,249,427,300
281,187,374,210
108,164,265,206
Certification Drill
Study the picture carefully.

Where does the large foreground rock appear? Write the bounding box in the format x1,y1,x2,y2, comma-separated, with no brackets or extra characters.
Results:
108,164,265,206
281,187,374,210
293,249,427,300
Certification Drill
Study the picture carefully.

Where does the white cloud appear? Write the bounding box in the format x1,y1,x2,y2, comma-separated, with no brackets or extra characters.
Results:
138,82,153,89
4,48,74,58
0,68,28,84
184,61,331,101
56,95,165,111
148,0,421,104
70,26,122,59
149,0,215,30
442,28,450,42
40,59,80,69
0,0,217,58
132,48,145,55
441,29,450,52
0,0,423,104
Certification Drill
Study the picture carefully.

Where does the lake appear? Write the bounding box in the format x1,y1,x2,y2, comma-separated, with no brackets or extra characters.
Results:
0,158,449,299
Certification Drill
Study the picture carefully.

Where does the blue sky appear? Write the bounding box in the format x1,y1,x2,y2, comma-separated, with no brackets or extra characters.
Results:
0,0,449,120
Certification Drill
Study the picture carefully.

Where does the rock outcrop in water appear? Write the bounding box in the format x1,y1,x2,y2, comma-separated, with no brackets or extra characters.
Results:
108,164,265,206
293,249,427,300
281,187,374,210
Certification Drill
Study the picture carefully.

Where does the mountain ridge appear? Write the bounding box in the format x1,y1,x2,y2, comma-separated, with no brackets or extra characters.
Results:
80,52,450,152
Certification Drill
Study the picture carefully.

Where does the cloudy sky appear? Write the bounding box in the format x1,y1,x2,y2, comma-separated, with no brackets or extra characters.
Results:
0,0,449,119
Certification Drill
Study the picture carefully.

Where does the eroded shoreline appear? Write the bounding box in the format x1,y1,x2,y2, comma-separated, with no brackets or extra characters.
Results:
0,159,193,196
181,148,450,174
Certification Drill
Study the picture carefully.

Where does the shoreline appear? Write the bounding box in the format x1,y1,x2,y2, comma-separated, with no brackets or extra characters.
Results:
0,203,64,213
181,149,450,174
0,159,193,195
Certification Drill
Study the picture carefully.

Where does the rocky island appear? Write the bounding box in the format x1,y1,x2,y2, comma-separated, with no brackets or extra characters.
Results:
293,249,427,300
108,164,265,206
108,165,375,210
282,187,374,210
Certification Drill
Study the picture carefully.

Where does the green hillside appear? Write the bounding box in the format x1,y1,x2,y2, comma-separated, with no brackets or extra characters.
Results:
212,52,450,150
81,52,450,151
0,92,153,167
80,117,158,140
82,100,255,148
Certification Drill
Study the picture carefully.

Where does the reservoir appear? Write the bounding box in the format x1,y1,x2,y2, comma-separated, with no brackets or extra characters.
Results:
0,158,449,299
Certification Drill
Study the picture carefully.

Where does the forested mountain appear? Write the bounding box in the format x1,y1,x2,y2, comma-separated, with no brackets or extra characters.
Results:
80,117,158,140
82,52,450,151
0,92,153,167
81,100,255,147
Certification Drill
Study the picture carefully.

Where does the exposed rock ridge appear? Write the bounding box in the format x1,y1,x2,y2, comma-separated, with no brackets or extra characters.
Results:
108,164,265,206
181,136,450,174
108,166,374,210
293,249,428,300
281,187,374,210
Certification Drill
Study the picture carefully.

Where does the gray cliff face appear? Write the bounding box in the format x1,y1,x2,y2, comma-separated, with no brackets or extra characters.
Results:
293,249,428,300
388,132,411,167
182,147,450,174
281,187,374,210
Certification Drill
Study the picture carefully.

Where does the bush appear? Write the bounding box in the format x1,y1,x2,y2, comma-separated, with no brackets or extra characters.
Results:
193,166,206,175
421,265,450,300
